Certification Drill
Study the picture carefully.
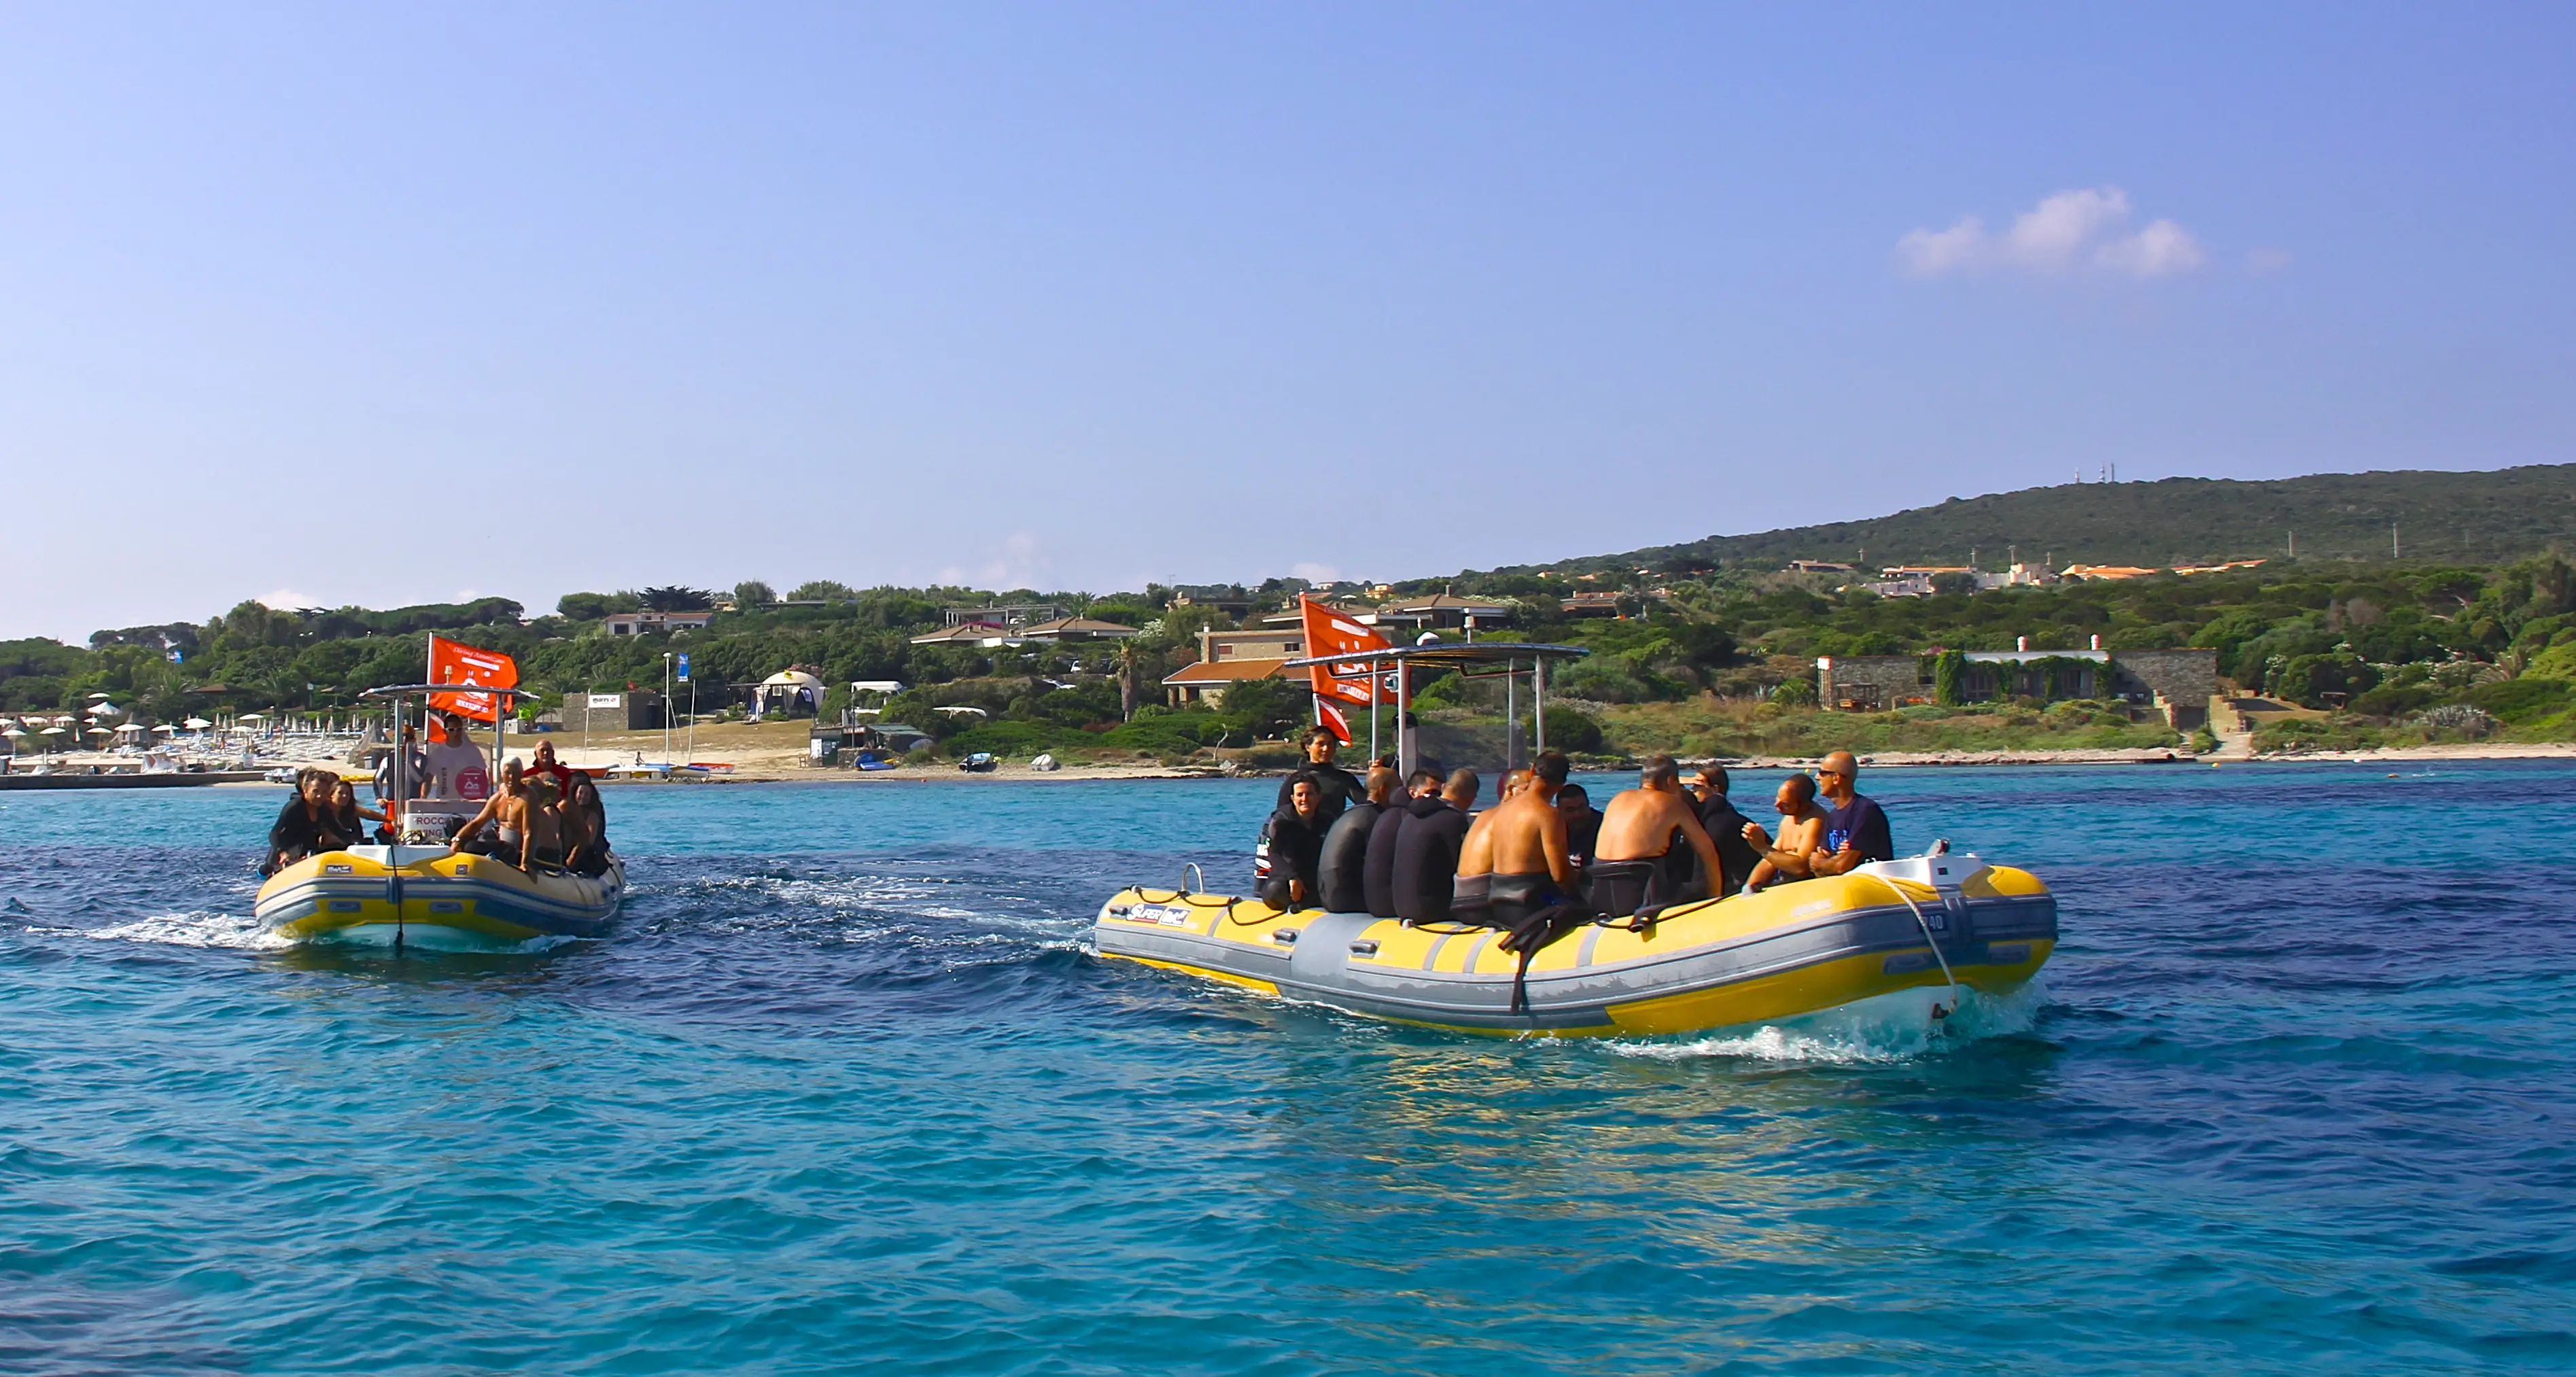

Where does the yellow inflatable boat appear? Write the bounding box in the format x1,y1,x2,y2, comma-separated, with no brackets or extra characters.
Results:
256,845,625,947
1094,853,2053,1037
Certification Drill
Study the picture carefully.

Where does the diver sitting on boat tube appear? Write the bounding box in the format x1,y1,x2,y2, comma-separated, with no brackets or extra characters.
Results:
1587,754,1724,919
1452,750,1578,926
1257,775,1330,911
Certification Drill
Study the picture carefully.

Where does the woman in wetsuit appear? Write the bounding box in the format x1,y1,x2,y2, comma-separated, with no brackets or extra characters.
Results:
264,769,347,875
328,778,389,848
559,775,612,877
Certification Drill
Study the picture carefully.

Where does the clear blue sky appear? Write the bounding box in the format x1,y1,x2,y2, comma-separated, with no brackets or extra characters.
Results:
4,4,2571,640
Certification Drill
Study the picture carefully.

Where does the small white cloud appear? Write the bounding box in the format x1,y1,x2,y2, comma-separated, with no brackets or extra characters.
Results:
2247,246,2293,274
939,531,1052,591
257,589,322,610
1291,563,1340,585
1900,187,2206,280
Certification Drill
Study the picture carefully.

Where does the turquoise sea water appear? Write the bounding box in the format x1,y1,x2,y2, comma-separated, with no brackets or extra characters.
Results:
3,763,2572,1374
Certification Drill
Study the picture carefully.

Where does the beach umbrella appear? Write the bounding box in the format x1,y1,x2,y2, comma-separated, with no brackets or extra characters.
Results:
86,691,111,701
51,716,76,727
152,723,177,734
182,717,211,730
2,728,24,739
85,726,112,737
239,712,266,723
39,725,65,735
115,722,145,734
88,702,119,716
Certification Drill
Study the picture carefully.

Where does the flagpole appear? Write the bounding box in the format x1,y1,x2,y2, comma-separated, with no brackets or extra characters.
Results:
1369,654,1379,764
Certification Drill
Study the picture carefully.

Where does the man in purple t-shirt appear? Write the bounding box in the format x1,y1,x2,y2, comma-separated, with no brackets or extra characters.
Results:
1807,750,1893,875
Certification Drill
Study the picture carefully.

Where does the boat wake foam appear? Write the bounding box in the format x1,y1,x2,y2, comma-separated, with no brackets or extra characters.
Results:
1612,979,2053,1065
83,910,294,952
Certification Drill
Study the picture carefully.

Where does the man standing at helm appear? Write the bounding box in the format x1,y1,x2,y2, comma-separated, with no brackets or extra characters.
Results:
419,711,492,802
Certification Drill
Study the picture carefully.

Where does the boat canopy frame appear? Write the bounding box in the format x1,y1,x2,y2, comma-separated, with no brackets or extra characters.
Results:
1278,642,1589,777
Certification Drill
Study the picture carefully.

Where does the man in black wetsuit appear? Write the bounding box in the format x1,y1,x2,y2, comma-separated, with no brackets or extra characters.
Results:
1257,775,1329,911
1364,769,1441,918
1391,768,1478,923
1275,727,1363,825
1556,784,1603,873
1316,765,1396,912
1687,763,1765,897
1807,750,1894,875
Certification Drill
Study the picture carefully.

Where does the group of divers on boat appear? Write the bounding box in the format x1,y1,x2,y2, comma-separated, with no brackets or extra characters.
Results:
253,704,627,946
1255,726,1894,958
261,714,615,879
1096,639,2054,1039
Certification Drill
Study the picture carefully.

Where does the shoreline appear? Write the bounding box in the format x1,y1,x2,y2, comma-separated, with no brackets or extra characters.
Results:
576,739,2576,784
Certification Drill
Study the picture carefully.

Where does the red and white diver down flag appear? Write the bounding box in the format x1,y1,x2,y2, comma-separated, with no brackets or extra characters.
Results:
1298,595,1394,744
425,635,520,740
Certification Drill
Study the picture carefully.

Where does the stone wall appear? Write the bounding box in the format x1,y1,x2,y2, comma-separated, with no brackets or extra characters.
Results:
1817,655,1928,710
2109,648,2219,729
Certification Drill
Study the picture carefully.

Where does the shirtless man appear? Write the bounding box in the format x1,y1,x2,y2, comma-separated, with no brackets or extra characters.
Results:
1457,752,1575,922
1740,773,1830,891
451,760,525,858
1590,754,1724,917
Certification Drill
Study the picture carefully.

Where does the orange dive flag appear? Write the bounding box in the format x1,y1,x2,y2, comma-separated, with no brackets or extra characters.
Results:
1299,595,1394,737
426,635,519,730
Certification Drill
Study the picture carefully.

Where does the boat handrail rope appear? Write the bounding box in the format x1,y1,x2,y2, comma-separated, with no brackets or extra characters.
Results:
1129,887,1236,909
1873,862,1960,1023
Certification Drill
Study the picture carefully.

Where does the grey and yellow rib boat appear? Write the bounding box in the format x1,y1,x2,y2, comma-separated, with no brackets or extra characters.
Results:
1093,853,2054,1037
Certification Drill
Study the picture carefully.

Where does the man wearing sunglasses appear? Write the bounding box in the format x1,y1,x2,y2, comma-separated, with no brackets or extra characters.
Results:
1806,750,1892,877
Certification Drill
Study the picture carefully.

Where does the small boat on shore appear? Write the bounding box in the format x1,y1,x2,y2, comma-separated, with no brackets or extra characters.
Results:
256,845,624,947
1092,852,2055,1038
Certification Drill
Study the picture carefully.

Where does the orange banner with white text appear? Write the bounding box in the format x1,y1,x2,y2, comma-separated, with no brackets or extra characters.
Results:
426,635,519,731
1300,595,1395,720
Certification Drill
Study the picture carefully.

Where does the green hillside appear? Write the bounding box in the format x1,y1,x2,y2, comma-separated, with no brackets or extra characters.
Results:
1505,464,2576,575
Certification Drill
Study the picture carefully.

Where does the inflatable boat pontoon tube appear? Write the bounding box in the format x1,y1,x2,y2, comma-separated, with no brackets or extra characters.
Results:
256,846,625,946
1094,854,2053,1037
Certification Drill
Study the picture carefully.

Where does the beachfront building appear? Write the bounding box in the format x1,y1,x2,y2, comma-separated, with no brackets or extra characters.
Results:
1815,648,2218,728
563,691,666,732
605,611,716,637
